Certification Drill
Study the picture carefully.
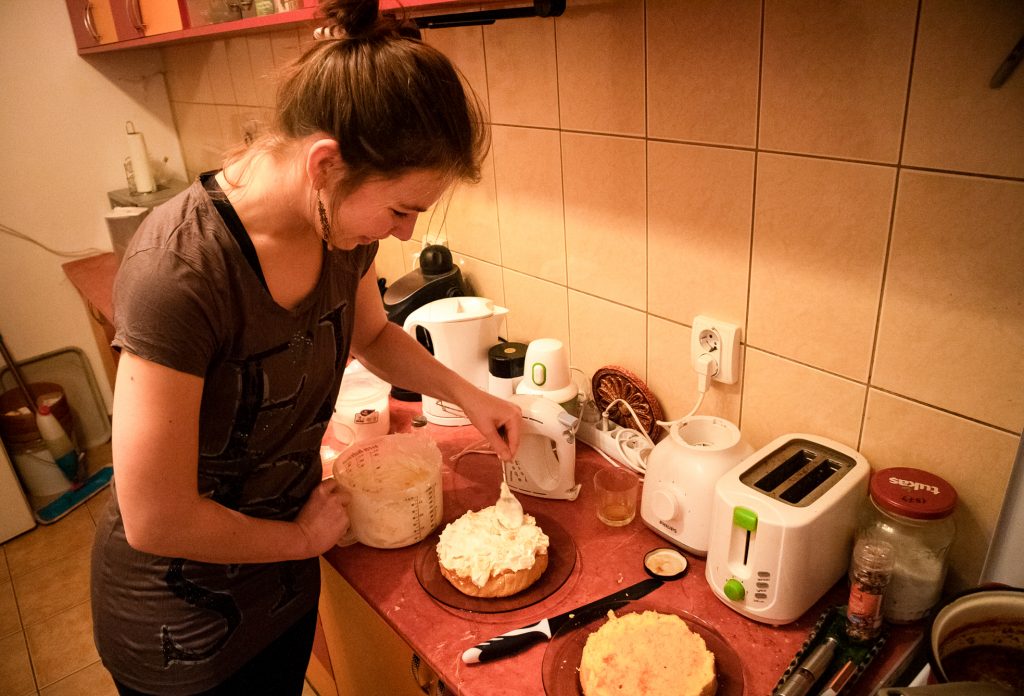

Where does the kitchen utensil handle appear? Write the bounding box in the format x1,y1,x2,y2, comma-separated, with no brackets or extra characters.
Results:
990,34,1024,89
461,619,551,664
876,684,1016,696
0,332,37,413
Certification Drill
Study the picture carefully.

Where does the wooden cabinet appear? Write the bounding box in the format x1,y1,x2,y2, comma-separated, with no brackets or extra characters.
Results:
68,0,553,54
112,0,187,41
65,0,120,48
66,0,186,50
317,558,443,696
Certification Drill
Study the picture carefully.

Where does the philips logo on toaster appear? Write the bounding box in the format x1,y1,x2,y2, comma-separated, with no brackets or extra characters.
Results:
889,475,940,496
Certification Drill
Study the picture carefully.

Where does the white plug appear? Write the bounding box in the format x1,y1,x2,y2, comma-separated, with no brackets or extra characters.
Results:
694,352,719,393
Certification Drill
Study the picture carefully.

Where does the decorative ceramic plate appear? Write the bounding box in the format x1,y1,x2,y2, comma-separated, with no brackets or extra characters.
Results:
591,365,664,439
414,511,576,614
541,599,745,696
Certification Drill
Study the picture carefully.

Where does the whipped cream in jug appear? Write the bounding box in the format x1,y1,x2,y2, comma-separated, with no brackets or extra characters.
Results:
330,433,443,549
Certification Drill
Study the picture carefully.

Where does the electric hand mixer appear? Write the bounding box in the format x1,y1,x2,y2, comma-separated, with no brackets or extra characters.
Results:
502,393,581,501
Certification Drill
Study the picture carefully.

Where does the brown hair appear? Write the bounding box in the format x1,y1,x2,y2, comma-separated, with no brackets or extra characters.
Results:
272,0,489,192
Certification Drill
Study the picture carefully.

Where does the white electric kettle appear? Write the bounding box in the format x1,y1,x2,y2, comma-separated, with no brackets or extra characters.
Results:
403,296,509,426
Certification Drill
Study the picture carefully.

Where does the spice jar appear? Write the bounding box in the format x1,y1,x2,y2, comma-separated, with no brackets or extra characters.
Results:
846,537,895,641
859,467,957,624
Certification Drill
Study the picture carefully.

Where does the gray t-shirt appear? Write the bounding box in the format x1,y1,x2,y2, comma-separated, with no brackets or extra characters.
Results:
91,178,377,694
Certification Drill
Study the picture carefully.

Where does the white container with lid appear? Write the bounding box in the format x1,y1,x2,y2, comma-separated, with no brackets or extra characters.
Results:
515,338,579,414
332,360,391,446
857,467,958,624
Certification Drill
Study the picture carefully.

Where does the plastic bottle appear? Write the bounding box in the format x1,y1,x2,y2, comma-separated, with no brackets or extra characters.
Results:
35,402,79,483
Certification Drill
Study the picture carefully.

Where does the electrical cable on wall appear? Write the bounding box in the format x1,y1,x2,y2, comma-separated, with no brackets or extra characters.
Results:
1,223,105,259
655,350,719,430
419,187,455,250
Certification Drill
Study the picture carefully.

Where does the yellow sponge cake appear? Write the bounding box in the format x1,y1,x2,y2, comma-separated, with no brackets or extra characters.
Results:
580,610,717,696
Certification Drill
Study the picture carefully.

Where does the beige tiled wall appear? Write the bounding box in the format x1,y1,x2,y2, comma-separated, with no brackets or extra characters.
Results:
163,0,1024,590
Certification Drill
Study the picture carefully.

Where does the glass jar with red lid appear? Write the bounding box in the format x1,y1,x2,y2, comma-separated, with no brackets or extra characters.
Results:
854,467,958,624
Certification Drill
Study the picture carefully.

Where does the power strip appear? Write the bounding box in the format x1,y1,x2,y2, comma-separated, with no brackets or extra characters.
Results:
576,416,652,472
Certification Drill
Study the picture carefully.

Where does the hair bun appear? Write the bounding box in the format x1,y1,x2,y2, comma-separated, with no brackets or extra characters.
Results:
317,0,414,41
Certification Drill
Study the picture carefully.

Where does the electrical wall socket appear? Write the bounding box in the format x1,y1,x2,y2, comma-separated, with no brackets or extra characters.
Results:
690,316,741,384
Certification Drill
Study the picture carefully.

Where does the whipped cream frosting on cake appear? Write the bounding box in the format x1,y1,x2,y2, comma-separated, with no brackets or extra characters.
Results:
436,506,549,590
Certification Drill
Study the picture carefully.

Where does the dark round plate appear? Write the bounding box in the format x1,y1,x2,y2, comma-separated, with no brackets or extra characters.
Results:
414,511,576,614
541,599,745,696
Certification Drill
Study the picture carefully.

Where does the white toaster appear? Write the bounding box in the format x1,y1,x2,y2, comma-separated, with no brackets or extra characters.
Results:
704,434,869,625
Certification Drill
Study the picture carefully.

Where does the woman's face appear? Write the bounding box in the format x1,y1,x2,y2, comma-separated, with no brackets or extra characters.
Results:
329,169,449,250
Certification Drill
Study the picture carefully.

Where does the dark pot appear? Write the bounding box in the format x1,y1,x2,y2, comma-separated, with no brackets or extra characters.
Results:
877,586,1024,696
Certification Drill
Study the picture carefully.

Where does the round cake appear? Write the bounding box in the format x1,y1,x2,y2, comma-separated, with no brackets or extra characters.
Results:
436,506,549,598
580,610,717,696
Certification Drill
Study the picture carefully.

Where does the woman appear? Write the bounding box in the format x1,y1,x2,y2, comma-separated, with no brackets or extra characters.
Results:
91,2,520,693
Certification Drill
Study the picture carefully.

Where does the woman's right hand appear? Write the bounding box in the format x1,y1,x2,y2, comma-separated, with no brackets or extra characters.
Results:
295,478,352,556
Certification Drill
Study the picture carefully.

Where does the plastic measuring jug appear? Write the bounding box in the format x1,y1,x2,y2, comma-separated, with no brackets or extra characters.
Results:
331,433,443,549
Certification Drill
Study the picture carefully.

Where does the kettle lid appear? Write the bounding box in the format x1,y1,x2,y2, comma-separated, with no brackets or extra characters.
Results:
408,296,504,323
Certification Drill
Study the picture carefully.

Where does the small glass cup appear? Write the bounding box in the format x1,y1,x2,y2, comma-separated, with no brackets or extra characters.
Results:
594,467,639,527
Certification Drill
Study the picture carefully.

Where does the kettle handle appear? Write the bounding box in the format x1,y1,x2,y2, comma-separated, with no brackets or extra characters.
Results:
403,315,423,335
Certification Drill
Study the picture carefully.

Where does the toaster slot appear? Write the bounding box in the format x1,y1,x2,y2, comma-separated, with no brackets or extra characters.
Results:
753,449,813,493
781,459,840,504
740,439,856,507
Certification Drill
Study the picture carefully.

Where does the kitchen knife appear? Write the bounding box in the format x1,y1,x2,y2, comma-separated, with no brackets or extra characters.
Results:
461,577,663,664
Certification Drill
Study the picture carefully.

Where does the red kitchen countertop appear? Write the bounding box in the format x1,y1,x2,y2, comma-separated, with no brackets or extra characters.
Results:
322,400,923,695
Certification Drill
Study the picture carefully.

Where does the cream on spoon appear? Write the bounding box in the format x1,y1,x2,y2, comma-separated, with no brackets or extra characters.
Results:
496,475,524,529
494,426,524,529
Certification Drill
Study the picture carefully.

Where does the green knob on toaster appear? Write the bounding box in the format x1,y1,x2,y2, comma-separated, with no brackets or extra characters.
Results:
724,579,745,601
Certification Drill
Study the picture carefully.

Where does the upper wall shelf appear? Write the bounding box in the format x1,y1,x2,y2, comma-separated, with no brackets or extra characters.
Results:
69,0,563,54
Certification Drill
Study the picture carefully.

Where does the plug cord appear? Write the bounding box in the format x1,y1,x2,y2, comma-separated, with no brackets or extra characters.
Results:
656,351,721,429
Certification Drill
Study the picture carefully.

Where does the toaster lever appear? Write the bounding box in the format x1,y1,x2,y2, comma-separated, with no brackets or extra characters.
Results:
733,506,757,531
733,506,758,565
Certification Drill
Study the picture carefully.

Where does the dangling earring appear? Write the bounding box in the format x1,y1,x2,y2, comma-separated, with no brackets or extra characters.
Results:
316,189,334,250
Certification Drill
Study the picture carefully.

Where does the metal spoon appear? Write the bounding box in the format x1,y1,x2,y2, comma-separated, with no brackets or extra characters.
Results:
494,426,524,528
496,472,524,529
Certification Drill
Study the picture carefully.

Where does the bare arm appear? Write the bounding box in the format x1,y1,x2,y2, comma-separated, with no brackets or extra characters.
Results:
350,263,521,458
112,352,349,562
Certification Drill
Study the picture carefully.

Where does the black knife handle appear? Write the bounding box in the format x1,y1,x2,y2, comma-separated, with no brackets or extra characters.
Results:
462,619,551,664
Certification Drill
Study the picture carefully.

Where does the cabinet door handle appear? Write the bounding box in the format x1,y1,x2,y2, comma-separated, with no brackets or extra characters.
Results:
125,0,145,32
83,2,101,42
